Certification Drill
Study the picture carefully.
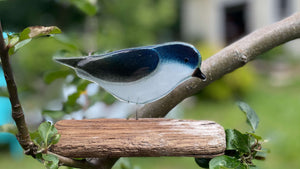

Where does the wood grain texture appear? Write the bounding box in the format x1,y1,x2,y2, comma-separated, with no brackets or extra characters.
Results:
51,119,225,158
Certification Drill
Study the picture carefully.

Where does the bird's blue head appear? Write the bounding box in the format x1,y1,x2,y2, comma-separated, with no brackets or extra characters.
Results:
154,42,206,79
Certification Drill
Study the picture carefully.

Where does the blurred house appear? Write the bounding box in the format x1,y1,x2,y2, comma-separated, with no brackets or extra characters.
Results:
181,0,300,52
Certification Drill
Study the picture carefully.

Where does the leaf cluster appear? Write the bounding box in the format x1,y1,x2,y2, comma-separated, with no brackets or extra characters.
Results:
4,26,61,55
30,121,61,169
195,102,268,169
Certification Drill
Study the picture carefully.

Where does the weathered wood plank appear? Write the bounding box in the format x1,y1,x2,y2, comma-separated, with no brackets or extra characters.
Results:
51,119,226,158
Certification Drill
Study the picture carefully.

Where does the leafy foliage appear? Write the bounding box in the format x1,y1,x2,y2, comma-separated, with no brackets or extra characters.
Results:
5,26,61,55
237,101,259,132
30,121,60,150
41,154,60,169
226,129,251,153
30,122,61,169
2,25,66,169
195,102,267,169
209,155,247,169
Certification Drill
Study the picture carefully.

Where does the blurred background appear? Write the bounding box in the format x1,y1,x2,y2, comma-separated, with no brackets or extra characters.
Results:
0,0,300,168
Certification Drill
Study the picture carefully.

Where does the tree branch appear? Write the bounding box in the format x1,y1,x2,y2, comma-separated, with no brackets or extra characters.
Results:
0,22,35,153
0,23,97,169
47,152,97,169
138,12,300,118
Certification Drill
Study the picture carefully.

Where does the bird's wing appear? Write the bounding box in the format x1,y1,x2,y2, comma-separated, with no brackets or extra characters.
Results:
77,48,160,83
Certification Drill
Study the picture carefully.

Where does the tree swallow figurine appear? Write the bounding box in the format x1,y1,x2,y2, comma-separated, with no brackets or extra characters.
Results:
54,42,206,104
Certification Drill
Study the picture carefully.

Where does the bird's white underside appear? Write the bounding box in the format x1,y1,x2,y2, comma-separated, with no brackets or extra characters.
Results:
76,62,193,104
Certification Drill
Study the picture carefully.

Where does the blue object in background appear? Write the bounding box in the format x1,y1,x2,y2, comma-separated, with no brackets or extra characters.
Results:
2,32,8,39
0,133,23,159
55,42,206,104
0,64,23,159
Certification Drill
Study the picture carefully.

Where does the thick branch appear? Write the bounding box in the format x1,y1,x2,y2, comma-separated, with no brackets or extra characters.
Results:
138,12,300,118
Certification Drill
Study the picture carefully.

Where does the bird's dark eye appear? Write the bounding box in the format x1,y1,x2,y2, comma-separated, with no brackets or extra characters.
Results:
184,57,189,63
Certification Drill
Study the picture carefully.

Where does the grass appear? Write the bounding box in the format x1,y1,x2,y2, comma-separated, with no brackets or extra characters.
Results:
1,73,300,169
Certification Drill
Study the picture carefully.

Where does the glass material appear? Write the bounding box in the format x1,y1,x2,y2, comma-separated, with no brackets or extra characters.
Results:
55,42,203,104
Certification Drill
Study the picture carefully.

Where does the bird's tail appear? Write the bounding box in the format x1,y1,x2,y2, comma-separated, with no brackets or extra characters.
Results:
53,57,85,68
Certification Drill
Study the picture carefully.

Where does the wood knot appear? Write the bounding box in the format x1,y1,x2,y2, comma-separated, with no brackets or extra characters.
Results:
235,49,248,64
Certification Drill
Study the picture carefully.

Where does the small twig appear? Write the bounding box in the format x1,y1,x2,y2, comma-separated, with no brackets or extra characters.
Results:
47,152,96,169
0,22,98,169
0,22,36,154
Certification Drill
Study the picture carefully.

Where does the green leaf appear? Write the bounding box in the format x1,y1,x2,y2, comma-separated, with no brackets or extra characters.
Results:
36,153,43,163
237,101,259,131
246,132,262,141
43,70,71,84
209,155,247,169
225,129,250,153
195,158,210,168
8,38,32,55
65,0,98,16
8,34,20,46
42,154,59,169
19,27,31,41
7,26,61,55
13,38,31,53
49,134,61,145
20,26,61,41
66,91,81,107
38,122,60,147
8,46,15,55
30,131,44,148
62,90,82,113
62,80,90,112
38,122,53,146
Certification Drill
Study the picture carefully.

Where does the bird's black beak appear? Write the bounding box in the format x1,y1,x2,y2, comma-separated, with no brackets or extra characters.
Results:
192,68,206,80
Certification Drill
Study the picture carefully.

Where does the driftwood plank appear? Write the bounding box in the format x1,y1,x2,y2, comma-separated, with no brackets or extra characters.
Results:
51,119,226,158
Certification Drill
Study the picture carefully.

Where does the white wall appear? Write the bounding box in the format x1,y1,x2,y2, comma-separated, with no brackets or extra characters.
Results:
181,0,300,49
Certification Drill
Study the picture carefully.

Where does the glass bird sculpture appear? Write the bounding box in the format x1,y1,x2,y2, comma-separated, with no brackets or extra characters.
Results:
54,42,206,104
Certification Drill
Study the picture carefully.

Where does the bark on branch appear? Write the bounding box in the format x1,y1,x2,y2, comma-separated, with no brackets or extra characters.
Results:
138,12,300,118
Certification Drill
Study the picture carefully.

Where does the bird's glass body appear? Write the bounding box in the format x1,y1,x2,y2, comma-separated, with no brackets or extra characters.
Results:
55,42,203,104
